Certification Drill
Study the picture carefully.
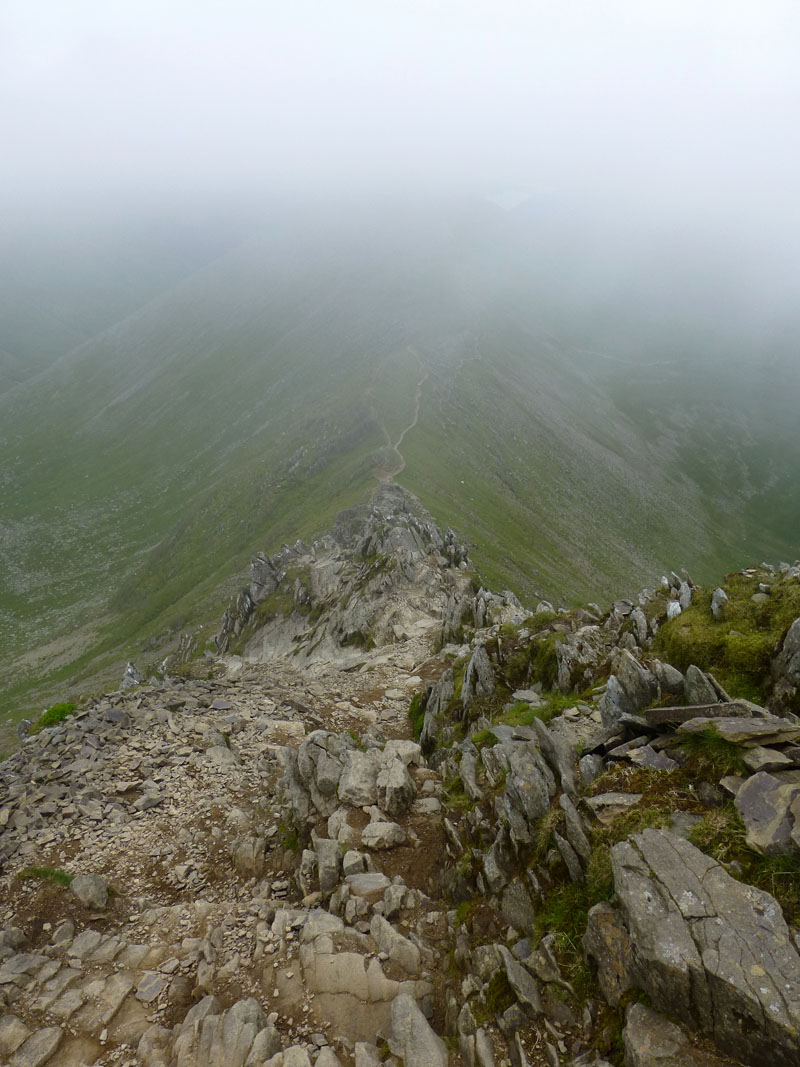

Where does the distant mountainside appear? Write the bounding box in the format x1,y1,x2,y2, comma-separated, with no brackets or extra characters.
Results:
1,195,799,732
0,211,242,392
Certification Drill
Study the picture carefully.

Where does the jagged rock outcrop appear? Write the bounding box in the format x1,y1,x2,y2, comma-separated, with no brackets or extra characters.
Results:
772,616,800,714
461,645,495,711
121,662,144,690
215,484,480,664
622,1003,739,1067
280,730,422,832
6,545,800,1067
598,649,659,725
419,668,454,754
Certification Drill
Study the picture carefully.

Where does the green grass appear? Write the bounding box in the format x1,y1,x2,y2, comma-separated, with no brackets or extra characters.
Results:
504,692,584,728
19,866,73,887
678,725,749,777
441,775,472,812
470,726,499,748
279,824,299,853
522,611,559,633
408,693,425,739
29,701,77,734
5,209,800,749
454,899,474,925
476,970,516,1023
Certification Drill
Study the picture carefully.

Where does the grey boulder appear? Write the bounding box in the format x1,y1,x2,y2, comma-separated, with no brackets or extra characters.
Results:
70,873,109,910
611,828,800,1067
684,665,719,706
734,771,800,855
599,651,659,726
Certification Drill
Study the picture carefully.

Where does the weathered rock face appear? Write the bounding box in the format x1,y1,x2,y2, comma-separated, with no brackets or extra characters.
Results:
120,662,144,691
489,740,556,850
684,664,719,705
282,730,356,822
622,1003,738,1067
609,828,800,1067
420,668,454,754
772,616,800,713
582,902,633,1007
651,658,685,695
710,587,729,619
70,873,109,910
677,715,800,746
389,993,448,1067
555,626,607,692
281,730,423,833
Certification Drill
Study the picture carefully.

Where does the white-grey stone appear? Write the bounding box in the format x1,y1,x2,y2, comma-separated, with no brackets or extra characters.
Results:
70,874,109,910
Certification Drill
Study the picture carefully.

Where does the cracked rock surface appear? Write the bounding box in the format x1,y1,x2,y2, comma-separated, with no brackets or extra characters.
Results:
610,828,800,1067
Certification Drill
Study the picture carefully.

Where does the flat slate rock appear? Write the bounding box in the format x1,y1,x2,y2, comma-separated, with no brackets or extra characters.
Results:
676,715,800,746
645,700,768,726
584,792,642,824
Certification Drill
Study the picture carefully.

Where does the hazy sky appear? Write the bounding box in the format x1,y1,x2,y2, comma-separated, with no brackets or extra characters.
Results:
2,1,800,239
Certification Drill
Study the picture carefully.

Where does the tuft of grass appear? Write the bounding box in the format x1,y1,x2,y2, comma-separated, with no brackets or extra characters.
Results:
442,775,472,812
688,806,747,862
278,823,299,853
499,692,586,731
29,701,76,734
470,726,499,749
531,633,563,689
501,699,556,728
678,725,749,777
689,805,800,924
479,969,515,1021
454,899,474,925
408,692,425,739
521,611,559,634
535,853,614,944
532,848,614,999
19,866,73,887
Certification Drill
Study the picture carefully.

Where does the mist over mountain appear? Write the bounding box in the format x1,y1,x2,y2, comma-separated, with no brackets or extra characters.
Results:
6,9,800,1066
1,191,799,737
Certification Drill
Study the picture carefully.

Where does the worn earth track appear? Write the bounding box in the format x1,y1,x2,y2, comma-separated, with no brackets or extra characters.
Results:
371,348,429,485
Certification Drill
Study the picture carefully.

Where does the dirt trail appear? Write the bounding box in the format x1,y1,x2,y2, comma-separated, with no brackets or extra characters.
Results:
375,349,428,484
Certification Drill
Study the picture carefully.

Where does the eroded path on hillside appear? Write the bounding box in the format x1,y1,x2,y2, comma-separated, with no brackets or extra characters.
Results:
0,634,473,1066
370,347,429,484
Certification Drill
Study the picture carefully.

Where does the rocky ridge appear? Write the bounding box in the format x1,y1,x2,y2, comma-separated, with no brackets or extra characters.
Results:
214,483,522,668
2,492,800,1066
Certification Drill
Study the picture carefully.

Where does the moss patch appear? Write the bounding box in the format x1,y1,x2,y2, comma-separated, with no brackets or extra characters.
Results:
654,571,800,700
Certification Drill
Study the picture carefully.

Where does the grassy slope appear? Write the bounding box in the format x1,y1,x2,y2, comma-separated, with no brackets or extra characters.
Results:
0,214,239,391
2,201,800,742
